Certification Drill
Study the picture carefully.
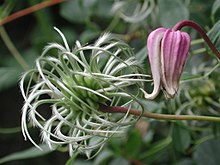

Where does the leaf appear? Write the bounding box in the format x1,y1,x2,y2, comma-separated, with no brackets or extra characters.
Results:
94,0,113,18
124,129,142,159
212,122,220,137
208,20,220,50
171,123,191,152
109,138,123,155
212,0,220,16
109,157,130,165
0,1,15,19
135,46,147,64
0,144,53,164
65,152,79,165
174,158,194,165
158,0,189,28
94,149,114,165
60,0,97,23
193,139,220,165
0,127,21,134
28,0,53,40
0,48,38,91
0,67,20,91
139,99,165,112
140,137,172,159
79,29,100,43
69,159,93,165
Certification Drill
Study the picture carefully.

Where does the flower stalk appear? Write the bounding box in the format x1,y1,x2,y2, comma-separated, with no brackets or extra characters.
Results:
99,104,220,122
173,20,220,59
0,0,65,26
0,26,29,70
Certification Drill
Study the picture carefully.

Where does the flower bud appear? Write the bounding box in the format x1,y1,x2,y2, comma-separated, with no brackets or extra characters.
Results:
142,27,190,99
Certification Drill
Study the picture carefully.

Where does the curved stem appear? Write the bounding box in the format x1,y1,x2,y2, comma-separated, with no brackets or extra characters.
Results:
99,104,220,122
0,0,65,26
173,20,220,60
105,15,120,32
0,26,29,71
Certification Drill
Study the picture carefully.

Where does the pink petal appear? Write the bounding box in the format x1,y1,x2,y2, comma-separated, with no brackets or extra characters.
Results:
142,27,166,99
161,30,190,98
172,32,190,89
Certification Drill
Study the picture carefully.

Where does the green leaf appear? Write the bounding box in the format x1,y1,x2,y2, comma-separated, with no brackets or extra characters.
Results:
69,159,93,165
0,48,38,91
0,67,20,91
109,138,123,155
193,139,220,165
208,20,220,50
0,127,21,134
139,99,165,112
0,144,53,164
94,0,113,18
28,0,53,41
171,123,191,152
109,157,130,165
158,0,189,28
135,46,147,64
60,0,97,23
94,149,114,165
124,129,142,159
65,152,79,165
0,1,15,19
79,29,100,43
140,137,172,159
212,122,220,137
174,158,194,165
212,0,220,16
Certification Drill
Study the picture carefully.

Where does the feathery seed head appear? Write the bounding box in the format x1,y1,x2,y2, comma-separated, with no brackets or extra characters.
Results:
20,28,148,158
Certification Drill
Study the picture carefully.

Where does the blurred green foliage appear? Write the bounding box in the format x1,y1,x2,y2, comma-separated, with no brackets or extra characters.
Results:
1,0,220,164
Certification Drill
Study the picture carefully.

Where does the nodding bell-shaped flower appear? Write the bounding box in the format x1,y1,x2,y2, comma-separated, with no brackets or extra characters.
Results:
142,27,191,99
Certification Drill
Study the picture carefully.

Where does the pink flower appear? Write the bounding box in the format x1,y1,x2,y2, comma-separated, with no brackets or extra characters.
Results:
142,27,191,99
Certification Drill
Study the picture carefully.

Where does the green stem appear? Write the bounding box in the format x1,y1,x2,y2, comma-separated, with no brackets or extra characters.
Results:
105,15,120,32
0,127,21,134
99,104,220,122
0,26,29,71
139,137,172,159
192,48,206,55
191,38,204,46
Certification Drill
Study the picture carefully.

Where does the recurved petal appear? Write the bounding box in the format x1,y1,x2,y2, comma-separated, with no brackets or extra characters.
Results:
142,27,166,99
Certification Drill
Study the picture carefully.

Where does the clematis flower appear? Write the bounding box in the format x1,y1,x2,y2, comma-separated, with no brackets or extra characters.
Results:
141,27,191,99
20,28,148,158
